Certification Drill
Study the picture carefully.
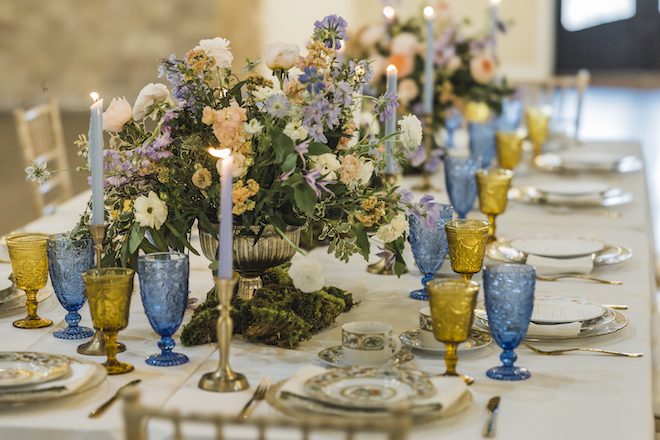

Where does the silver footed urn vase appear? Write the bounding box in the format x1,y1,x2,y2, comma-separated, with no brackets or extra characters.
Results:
198,222,300,300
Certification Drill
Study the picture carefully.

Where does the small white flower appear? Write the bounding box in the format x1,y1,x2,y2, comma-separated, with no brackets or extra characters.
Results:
357,159,375,187
398,114,423,151
243,119,264,136
134,191,168,230
216,152,250,179
263,41,300,70
252,85,283,103
195,37,234,69
391,32,420,55
25,158,51,185
103,97,133,132
311,153,341,180
133,83,175,120
375,212,409,243
288,253,326,293
283,121,309,142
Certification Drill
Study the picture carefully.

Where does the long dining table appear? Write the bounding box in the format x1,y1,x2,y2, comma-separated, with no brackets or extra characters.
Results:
0,140,657,439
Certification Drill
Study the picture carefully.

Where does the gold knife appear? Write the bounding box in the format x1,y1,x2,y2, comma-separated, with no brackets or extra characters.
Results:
483,396,500,438
89,379,141,418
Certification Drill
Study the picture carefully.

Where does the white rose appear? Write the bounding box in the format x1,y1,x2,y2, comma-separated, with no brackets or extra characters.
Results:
252,85,283,103
469,55,496,84
283,121,309,142
133,83,175,121
398,79,419,105
103,97,132,132
243,119,264,136
288,253,326,293
134,191,168,230
359,24,385,47
398,114,423,151
195,37,233,69
391,32,420,55
357,159,375,187
312,153,341,180
216,152,250,179
447,55,462,72
375,212,409,243
263,41,300,70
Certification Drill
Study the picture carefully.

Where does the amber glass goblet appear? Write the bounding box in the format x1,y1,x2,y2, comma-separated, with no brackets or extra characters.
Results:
6,233,52,329
475,168,513,243
83,268,135,375
445,219,490,281
524,107,550,158
495,131,525,170
427,279,480,385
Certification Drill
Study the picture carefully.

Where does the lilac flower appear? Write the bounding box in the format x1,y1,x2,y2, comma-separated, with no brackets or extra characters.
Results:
372,91,399,122
304,169,336,198
348,60,374,86
265,94,291,118
295,139,311,169
408,144,427,168
325,103,341,129
375,246,396,271
299,66,326,94
328,81,353,106
424,149,445,173
307,124,327,143
397,189,442,230
313,14,349,49
303,96,329,142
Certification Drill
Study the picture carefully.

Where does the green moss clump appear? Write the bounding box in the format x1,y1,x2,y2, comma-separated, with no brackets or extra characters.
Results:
180,264,356,349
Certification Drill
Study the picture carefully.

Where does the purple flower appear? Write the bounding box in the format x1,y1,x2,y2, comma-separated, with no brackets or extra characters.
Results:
424,149,445,173
397,189,442,230
408,144,427,168
375,246,396,271
299,66,326,94
313,14,349,49
305,169,336,198
325,103,341,129
266,94,291,118
372,91,399,122
307,124,327,143
295,139,311,169
328,81,353,106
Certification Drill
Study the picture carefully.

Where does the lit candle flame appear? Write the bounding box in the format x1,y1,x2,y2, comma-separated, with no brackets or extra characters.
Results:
208,147,231,159
490,0,501,4
383,6,395,20
387,64,397,73
423,6,435,18
90,92,99,102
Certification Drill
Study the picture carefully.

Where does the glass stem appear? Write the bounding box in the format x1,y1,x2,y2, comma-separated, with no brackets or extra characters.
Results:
533,141,541,158
25,289,39,320
443,342,459,376
105,331,119,366
460,273,473,281
487,214,497,242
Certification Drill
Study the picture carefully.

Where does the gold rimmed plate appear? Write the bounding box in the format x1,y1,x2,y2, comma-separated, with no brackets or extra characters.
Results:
0,352,70,389
508,186,633,207
399,329,492,354
317,346,414,368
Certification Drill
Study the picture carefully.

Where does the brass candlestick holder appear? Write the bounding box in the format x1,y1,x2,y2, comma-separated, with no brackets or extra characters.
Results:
198,276,249,392
77,223,126,356
412,113,440,192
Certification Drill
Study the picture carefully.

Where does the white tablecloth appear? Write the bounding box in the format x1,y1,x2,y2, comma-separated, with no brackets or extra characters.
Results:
0,141,656,439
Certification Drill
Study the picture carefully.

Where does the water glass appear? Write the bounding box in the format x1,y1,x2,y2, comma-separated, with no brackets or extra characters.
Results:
495,99,523,131
444,107,463,148
444,155,479,219
408,205,453,300
495,131,525,170
483,264,536,381
468,121,496,168
475,168,514,243
445,219,490,280
525,107,550,158
47,233,95,339
138,252,189,367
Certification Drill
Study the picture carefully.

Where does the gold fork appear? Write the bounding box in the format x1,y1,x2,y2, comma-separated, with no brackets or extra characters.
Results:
523,343,642,357
238,377,272,418
535,275,622,285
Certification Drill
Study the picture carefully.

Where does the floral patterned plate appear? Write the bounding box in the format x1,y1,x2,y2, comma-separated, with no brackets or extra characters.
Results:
0,352,70,388
317,346,413,367
304,367,435,409
399,329,492,354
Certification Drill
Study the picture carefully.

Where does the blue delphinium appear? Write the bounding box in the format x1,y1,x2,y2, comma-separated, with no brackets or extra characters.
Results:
313,14,349,49
299,66,326,94
372,91,400,122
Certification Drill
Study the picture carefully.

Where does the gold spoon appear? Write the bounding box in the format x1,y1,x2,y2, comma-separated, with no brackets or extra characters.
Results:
535,275,622,285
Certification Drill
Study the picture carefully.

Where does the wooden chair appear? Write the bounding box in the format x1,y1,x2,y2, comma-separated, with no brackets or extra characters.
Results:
122,387,410,440
13,98,74,216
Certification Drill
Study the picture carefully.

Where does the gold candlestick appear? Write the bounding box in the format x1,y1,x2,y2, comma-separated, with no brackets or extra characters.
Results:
412,114,440,192
199,276,249,392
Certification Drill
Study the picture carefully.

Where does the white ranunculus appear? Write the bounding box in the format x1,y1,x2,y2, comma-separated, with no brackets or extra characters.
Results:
195,37,233,69
375,212,409,243
283,121,309,142
312,153,341,180
263,41,300,70
398,114,423,151
288,253,326,293
243,119,264,136
357,159,375,187
398,79,419,105
252,85,282,103
103,97,132,132
134,191,168,230
216,152,250,178
133,83,175,121
391,32,420,55
469,55,496,84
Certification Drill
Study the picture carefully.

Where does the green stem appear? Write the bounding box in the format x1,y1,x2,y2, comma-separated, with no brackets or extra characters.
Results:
273,224,306,256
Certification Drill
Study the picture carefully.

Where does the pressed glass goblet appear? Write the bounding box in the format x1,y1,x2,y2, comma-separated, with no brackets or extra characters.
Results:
47,233,95,339
468,121,496,168
138,252,189,367
495,131,525,170
444,107,463,149
475,168,514,243
427,279,480,384
83,267,135,375
445,219,490,281
6,233,52,329
483,264,535,381
524,107,550,158
495,99,523,131
444,155,480,219
408,205,453,300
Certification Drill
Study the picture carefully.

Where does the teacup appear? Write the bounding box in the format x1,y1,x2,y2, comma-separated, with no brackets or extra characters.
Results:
419,307,445,349
342,321,400,366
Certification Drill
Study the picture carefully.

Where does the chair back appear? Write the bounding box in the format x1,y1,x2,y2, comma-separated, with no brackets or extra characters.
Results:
13,98,74,216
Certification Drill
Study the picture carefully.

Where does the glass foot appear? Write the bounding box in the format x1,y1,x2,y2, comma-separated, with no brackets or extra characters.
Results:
146,351,189,367
13,317,52,329
103,361,134,375
487,365,531,381
54,325,95,340
409,288,429,301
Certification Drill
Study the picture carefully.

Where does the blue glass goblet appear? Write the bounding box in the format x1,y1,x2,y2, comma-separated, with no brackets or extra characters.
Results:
444,155,479,219
138,252,189,367
46,233,95,340
444,108,463,149
495,99,523,131
408,204,453,300
468,121,496,168
483,263,536,381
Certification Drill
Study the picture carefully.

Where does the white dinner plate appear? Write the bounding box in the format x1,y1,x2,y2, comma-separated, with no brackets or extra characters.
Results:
534,181,610,196
531,294,605,323
0,352,70,389
510,235,604,258
399,329,492,354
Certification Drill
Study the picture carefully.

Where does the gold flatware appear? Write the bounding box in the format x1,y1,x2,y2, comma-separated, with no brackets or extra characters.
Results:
543,206,622,218
483,396,500,438
535,275,622,285
603,304,627,310
89,379,141,418
238,377,272,418
523,343,642,357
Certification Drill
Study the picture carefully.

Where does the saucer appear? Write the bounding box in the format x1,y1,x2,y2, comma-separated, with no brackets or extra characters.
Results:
399,329,492,354
317,346,413,367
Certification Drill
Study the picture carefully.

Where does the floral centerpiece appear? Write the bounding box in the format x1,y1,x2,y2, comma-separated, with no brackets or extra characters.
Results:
346,2,513,171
